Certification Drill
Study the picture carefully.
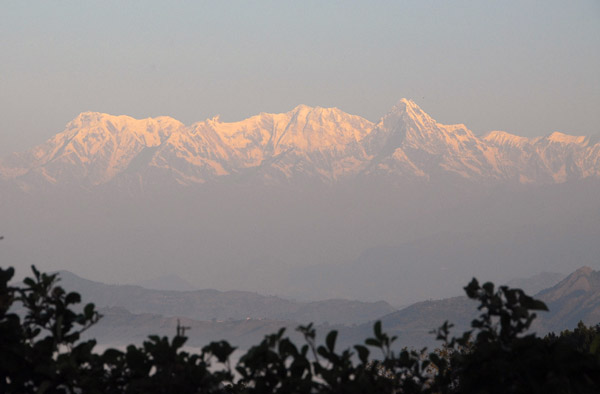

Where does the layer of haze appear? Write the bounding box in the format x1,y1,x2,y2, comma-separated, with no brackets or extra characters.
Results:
4,178,600,306
1,1,599,155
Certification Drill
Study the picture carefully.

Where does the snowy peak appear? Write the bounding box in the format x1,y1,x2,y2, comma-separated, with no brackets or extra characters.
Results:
377,98,436,132
195,105,375,182
485,130,594,149
287,104,367,127
484,129,600,183
189,106,373,170
387,98,425,117
1,112,186,185
392,98,431,118
484,131,531,147
546,132,587,145
279,105,373,151
376,98,475,145
65,112,183,146
362,99,491,180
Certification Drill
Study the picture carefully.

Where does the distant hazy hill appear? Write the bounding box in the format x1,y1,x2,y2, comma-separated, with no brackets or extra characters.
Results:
535,266,600,332
348,296,478,349
56,270,394,326
28,267,599,349
345,267,600,349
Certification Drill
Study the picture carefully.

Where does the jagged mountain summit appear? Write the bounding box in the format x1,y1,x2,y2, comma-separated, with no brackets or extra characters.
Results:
1,99,598,190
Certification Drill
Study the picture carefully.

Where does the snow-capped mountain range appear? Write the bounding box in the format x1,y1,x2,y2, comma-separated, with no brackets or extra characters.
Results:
1,99,599,189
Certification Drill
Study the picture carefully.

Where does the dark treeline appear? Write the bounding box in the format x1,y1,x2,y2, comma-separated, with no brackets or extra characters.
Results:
1,265,600,393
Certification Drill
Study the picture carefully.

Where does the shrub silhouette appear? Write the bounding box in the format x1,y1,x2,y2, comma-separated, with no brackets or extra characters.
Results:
1,266,599,393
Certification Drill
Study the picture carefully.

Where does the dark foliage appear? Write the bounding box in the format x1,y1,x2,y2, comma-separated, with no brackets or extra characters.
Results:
1,266,599,393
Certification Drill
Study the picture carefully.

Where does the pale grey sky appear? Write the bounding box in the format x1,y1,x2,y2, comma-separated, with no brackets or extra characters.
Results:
1,0,599,155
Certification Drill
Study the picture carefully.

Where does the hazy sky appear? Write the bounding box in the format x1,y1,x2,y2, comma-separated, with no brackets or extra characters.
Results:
1,1,599,155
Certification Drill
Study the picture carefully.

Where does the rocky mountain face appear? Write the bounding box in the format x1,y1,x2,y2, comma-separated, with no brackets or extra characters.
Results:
1,99,599,190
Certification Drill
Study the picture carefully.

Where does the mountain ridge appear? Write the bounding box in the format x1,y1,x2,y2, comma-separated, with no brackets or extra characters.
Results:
1,99,598,190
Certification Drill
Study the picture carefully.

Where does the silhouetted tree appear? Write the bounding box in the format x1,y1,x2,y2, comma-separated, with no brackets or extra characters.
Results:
1,265,599,393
